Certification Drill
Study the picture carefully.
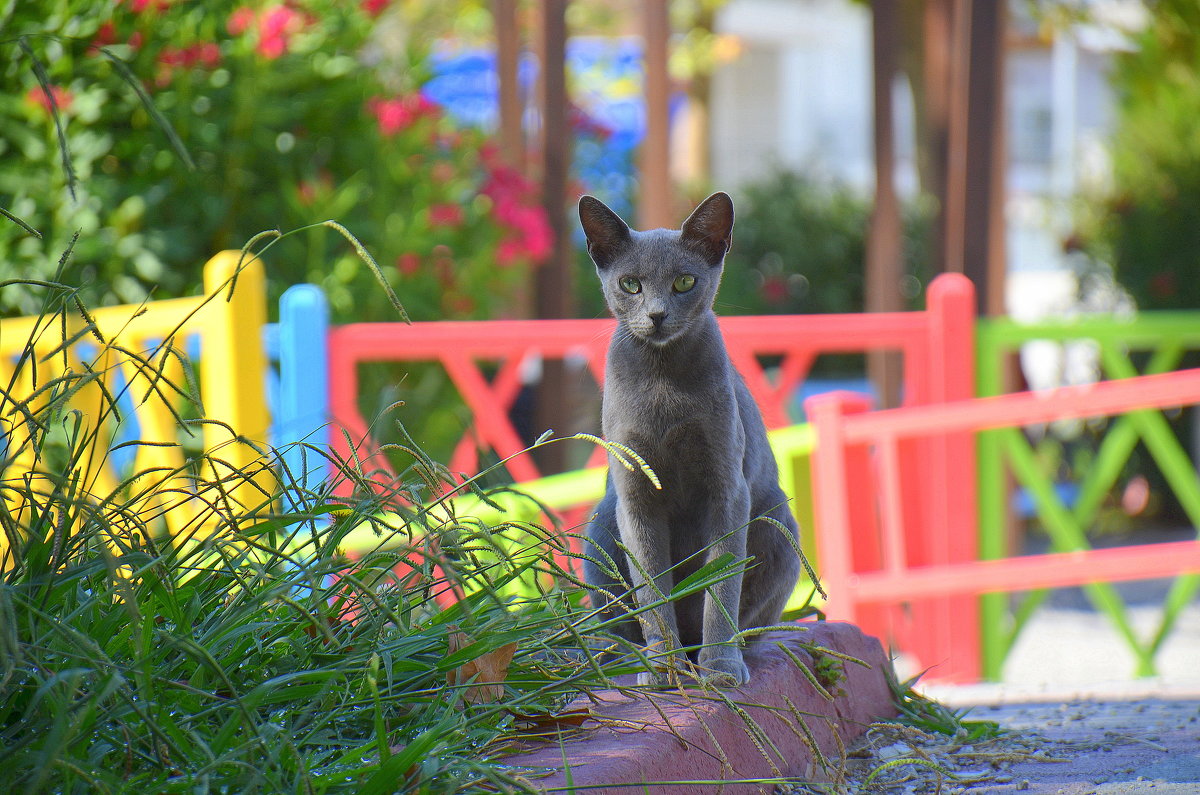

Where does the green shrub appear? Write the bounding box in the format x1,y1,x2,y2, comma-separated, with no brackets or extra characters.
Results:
1,1,548,322
1088,0,1200,310
718,171,932,316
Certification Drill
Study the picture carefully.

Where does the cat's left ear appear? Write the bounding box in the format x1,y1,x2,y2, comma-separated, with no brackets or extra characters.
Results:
680,191,734,266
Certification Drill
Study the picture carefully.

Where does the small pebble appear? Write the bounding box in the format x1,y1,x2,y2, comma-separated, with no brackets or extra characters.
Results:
1016,780,1030,791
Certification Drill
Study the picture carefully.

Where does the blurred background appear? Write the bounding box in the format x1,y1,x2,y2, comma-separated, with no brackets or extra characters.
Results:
5,0,1200,651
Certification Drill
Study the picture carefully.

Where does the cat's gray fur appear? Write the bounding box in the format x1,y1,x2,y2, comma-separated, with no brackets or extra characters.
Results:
579,192,801,688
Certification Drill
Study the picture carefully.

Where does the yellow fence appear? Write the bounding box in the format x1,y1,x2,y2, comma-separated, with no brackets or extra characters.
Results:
1,252,272,555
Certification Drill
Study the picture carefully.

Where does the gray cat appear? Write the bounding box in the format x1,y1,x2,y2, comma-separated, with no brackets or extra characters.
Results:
579,192,801,688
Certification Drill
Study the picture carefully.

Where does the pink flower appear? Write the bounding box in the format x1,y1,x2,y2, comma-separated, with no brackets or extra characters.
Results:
482,163,553,266
429,203,464,228
257,4,300,59
228,6,255,35
495,238,526,267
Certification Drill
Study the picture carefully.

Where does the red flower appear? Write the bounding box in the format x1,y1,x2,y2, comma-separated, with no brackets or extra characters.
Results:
760,276,788,305
361,0,389,16
1149,271,1177,300
429,203,464,228
91,21,117,50
155,43,221,86
26,85,73,115
228,6,255,35
296,170,333,206
396,253,421,276
367,93,439,136
194,42,221,68
121,0,172,12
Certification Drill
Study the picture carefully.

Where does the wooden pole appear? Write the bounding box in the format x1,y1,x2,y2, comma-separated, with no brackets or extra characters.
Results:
919,0,954,275
639,0,672,229
867,0,904,408
960,0,1007,317
941,0,970,277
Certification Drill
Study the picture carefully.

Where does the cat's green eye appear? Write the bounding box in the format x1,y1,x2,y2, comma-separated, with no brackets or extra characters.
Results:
619,276,642,294
673,274,696,293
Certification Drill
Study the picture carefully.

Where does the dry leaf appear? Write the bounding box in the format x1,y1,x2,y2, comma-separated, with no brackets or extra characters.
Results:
510,706,594,736
445,626,518,705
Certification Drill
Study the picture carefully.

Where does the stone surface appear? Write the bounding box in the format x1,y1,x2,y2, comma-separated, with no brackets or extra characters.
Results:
953,697,1200,795
499,622,896,794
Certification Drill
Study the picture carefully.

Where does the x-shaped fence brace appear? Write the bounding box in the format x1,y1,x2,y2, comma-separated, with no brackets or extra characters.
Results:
977,318,1200,680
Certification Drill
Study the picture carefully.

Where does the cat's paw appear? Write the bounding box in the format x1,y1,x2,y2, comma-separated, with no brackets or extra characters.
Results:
635,668,677,688
698,649,750,688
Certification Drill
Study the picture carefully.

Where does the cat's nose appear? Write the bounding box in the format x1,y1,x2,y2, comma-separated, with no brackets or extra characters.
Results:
648,311,667,330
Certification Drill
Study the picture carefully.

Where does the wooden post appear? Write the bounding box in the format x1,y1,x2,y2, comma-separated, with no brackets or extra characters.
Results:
494,0,523,169
533,0,573,473
639,0,672,229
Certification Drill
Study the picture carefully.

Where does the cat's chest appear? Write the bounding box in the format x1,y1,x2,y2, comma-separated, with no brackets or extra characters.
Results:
602,366,740,456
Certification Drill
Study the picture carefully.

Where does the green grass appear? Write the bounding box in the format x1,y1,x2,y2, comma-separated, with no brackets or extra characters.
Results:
0,266,674,794
0,243,859,794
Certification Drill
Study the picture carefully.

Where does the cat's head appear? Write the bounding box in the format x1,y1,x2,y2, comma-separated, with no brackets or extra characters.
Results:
578,192,734,346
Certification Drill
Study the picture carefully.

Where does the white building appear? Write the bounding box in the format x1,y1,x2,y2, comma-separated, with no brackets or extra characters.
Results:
708,0,1143,313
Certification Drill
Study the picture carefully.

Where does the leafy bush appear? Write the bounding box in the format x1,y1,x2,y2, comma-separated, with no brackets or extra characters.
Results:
1,0,549,322
719,171,932,316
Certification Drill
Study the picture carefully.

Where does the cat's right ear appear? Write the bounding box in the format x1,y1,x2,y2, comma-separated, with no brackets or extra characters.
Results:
578,195,632,270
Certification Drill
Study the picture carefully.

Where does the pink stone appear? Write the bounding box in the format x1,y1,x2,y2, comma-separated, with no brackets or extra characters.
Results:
499,622,896,794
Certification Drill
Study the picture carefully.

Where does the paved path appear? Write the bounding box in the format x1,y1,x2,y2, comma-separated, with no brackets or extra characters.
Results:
911,679,1200,795
906,590,1200,795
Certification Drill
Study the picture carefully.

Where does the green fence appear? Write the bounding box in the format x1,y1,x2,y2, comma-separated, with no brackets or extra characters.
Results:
976,313,1200,680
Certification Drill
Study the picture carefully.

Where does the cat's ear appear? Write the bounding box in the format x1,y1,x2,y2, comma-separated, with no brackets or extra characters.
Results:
578,195,632,270
680,191,734,266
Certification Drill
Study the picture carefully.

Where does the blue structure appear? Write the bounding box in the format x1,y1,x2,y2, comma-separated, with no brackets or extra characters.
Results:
421,39,647,226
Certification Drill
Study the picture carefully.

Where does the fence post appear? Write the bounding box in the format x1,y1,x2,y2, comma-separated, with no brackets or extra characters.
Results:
924,272,980,681
278,284,330,513
200,251,274,512
808,392,873,623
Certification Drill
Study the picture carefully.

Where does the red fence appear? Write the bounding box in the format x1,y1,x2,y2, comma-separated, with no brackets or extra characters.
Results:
808,368,1200,682
327,273,976,496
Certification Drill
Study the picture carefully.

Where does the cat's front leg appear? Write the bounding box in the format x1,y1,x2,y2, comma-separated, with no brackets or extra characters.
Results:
614,500,685,687
697,483,752,687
